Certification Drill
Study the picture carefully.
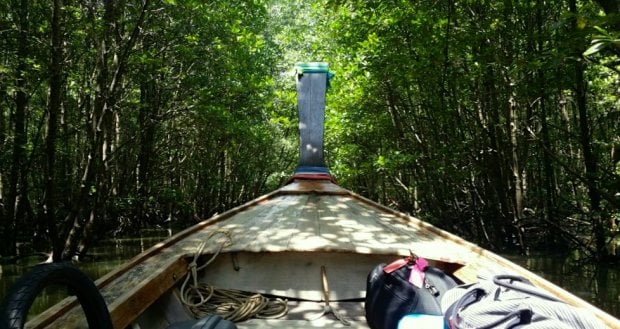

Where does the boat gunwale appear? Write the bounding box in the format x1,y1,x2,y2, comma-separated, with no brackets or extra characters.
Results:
27,188,282,328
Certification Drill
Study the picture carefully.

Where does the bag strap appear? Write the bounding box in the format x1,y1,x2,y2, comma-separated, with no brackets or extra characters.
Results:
492,274,562,302
383,258,409,273
382,256,430,288
445,287,533,329
445,287,483,329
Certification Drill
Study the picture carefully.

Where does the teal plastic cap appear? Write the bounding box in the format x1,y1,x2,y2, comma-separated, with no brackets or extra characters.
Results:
398,314,447,329
295,62,329,74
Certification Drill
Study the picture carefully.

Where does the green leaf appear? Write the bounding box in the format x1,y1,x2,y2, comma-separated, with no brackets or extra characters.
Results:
593,26,609,36
583,42,604,56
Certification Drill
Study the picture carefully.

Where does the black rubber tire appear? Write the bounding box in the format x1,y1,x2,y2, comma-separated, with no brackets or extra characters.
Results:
0,262,112,329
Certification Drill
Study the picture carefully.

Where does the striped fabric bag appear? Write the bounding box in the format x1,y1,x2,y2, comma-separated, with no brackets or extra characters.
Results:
441,274,608,329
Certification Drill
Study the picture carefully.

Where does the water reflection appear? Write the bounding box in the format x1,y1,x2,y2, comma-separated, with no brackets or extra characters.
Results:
0,230,171,318
505,253,620,318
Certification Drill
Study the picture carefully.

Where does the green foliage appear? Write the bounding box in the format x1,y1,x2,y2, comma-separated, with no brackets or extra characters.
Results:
0,0,298,256
0,0,618,259
298,0,620,255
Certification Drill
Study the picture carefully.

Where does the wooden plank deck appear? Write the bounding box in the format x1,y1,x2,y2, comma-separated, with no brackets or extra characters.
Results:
208,190,475,264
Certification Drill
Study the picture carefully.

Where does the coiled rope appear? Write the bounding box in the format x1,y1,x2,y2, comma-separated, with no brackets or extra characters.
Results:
179,230,288,322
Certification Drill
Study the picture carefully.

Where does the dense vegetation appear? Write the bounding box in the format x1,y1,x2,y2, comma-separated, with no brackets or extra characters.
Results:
0,0,618,262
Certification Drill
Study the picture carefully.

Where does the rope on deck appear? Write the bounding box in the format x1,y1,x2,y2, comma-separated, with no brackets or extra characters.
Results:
179,230,288,322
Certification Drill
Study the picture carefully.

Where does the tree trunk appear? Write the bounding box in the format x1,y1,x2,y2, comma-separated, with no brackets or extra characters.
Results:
137,73,159,230
483,64,512,248
45,0,64,262
61,0,116,260
569,0,606,258
60,0,150,260
73,0,118,260
536,0,557,236
503,0,526,253
6,0,30,257
508,93,526,252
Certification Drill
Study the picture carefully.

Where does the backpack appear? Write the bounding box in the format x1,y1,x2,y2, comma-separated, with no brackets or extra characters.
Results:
365,255,458,329
442,274,608,329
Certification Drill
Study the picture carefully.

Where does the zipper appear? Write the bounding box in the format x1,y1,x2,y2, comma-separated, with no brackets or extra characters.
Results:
425,278,440,297
424,276,443,312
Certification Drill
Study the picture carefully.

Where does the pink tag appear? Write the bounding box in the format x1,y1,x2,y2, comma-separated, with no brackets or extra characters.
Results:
408,257,428,288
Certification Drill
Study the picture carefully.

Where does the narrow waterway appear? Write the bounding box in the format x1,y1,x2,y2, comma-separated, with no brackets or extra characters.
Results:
1,235,619,321
0,230,171,319
504,253,620,319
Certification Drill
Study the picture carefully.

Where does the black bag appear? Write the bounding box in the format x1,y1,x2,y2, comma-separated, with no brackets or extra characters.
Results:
365,255,458,329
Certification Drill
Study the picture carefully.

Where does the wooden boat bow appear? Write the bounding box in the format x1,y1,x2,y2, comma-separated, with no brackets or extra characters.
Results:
19,62,620,328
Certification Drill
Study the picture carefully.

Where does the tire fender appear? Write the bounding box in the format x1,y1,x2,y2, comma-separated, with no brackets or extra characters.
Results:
0,262,112,329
